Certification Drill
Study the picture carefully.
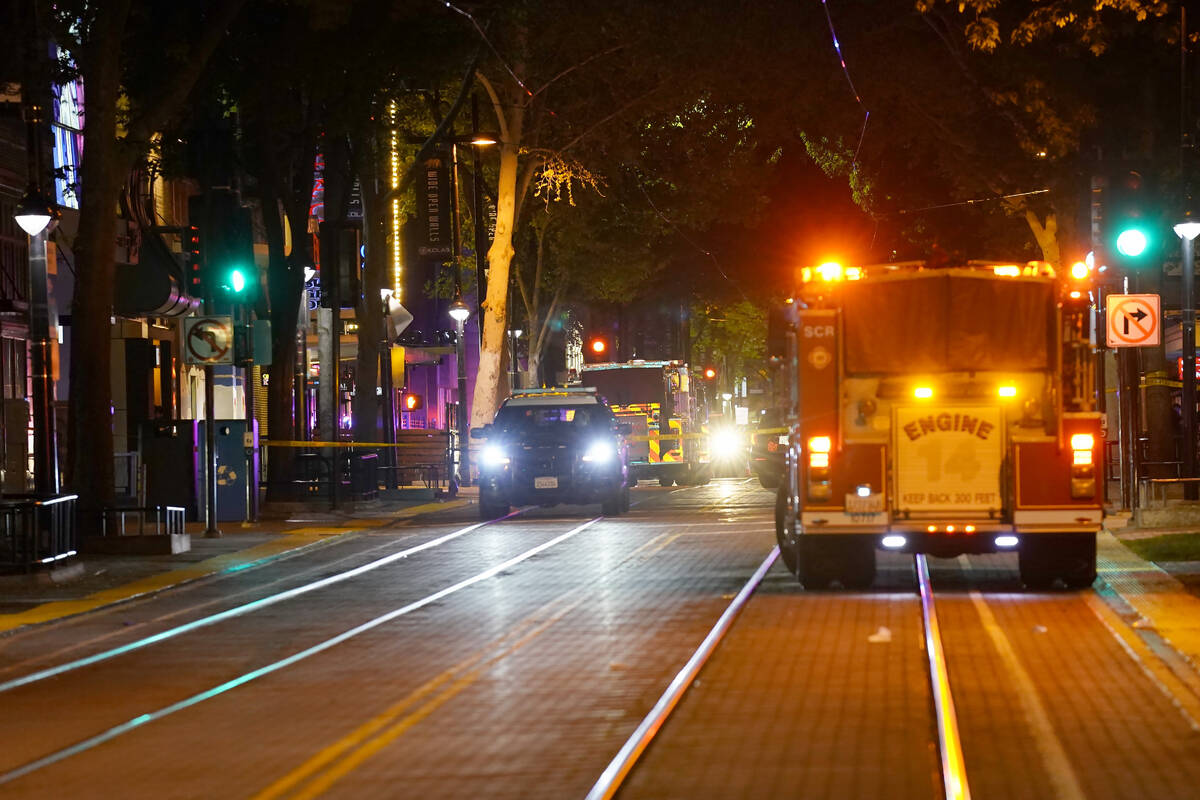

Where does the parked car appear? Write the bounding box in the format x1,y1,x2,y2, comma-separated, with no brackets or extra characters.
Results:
750,407,787,489
471,388,631,519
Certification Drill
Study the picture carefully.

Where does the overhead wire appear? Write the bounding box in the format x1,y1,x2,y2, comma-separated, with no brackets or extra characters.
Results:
819,0,870,168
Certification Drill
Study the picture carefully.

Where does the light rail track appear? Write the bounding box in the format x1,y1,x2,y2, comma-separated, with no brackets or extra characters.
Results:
582,553,1027,800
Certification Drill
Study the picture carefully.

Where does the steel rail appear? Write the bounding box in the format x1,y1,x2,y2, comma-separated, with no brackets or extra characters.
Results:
0,516,604,787
585,545,780,800
916,554,972,800
0,509,530,695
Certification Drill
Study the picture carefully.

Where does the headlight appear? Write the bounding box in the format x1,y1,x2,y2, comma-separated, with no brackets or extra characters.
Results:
481,445,510,468
711,429,743,458
582,441,616,463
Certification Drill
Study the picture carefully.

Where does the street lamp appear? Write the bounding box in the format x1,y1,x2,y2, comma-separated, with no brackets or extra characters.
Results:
1175,217,1200,498
17,92,60,495
449,294,471,486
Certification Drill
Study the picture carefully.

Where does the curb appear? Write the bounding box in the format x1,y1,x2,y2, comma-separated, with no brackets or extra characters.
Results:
0,497,472,637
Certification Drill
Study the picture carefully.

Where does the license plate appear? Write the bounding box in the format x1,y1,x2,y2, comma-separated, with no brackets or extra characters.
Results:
534,476,558,489
845,493,884,513
777,435,789,444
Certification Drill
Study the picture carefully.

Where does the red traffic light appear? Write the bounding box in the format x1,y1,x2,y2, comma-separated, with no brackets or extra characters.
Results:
589,338,607,355
703,366,717,380
402,392,424,411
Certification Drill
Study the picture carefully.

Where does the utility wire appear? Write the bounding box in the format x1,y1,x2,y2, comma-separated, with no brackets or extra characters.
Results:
896,188,1049,215
442,1,532,98
638,183,750,304
819,0,870,168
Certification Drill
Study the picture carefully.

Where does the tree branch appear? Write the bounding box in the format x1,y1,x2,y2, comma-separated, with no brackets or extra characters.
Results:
378,49,482,206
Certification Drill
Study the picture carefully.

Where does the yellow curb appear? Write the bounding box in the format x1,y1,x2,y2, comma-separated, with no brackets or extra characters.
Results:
0,497,471,634
0,530,348,634
396,498,471,517
1098,531,1200,670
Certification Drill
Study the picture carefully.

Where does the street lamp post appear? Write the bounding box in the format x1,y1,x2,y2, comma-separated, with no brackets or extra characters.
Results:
15,96,59,495
449,295,471,486
1176,219,1200,498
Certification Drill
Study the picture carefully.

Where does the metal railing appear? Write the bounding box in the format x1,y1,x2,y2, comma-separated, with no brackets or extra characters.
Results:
0,494,78,573
91,505,186,538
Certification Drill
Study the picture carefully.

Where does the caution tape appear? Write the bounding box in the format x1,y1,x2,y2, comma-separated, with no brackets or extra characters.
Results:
263,440,441,449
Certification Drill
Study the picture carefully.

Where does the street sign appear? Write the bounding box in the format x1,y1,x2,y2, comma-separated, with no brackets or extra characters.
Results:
1105,293,1160,348
183,316,235,365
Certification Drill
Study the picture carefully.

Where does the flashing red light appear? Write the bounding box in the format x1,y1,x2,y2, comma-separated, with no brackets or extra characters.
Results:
590,339,607,354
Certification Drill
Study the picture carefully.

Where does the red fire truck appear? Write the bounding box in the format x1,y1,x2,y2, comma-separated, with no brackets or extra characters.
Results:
774,260,1102,589
580,360,709,486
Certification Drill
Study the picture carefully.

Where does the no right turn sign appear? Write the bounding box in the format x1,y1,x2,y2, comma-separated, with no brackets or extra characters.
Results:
1105,293,1160,348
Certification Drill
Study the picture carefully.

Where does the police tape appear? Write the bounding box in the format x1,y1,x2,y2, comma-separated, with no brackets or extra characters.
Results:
264,440,440,449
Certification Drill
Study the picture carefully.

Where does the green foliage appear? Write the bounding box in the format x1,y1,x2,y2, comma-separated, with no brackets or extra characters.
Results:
692,300,768,378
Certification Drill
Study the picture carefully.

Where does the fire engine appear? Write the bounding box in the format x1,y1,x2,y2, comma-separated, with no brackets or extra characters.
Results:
773,260,1102,589
580,360,710,486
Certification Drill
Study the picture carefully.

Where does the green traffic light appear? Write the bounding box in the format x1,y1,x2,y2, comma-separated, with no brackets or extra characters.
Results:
229,268,247,293
1116,228,1148,258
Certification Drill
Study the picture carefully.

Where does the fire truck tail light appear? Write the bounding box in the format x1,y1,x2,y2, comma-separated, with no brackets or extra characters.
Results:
914,386,934,399
1069,433,1097,498
1070,433,1094,451
809,452,829,469
997,385,1017,398
808,436,831,453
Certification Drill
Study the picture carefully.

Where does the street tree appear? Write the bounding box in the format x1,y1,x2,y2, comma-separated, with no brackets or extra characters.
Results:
38,0,245,515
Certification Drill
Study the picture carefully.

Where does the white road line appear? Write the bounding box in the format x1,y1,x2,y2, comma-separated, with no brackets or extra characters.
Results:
0,512,529,695
967,590,1086,800
0,517,602,787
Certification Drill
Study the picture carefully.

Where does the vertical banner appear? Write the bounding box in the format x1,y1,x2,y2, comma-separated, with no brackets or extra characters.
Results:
416,154,453,272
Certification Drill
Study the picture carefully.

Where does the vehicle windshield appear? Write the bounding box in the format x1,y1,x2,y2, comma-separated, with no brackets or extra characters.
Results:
493,404,614,436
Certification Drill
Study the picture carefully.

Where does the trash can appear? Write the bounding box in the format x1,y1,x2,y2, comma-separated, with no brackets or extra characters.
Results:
350,452,379,500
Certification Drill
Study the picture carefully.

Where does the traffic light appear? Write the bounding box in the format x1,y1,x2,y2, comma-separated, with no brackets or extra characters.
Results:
1104,169,1157,269
183,225,203,297
401,392,424,411
584,335,610,363
187,191,256,307
703,366,717,380
218,263,256,302
1065,259,1092,303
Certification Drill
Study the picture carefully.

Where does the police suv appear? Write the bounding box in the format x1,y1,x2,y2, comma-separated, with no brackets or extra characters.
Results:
471,388,631,520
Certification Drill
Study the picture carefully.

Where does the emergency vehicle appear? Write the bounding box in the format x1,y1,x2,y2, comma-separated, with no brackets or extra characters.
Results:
580,360,709,486
774,260,1102,589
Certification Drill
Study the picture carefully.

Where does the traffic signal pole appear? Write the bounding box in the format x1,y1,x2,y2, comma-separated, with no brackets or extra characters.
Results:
202,190,221,538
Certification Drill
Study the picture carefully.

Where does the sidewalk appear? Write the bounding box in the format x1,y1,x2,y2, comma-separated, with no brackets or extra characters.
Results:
0,490,476,635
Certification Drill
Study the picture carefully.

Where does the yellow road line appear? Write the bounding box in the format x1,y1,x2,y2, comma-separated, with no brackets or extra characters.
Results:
253,529,685,799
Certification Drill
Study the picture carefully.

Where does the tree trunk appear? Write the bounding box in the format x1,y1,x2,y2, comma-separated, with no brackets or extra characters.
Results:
471,100,525,429
1024,209,1060,268
262,190,304,501
525,350,542,389
68,15,131,516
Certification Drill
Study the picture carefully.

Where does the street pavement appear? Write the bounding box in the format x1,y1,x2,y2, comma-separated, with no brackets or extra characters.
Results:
1,482,1200,798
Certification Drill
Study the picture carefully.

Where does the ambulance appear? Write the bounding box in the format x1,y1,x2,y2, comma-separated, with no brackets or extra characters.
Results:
773,260,1102,589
